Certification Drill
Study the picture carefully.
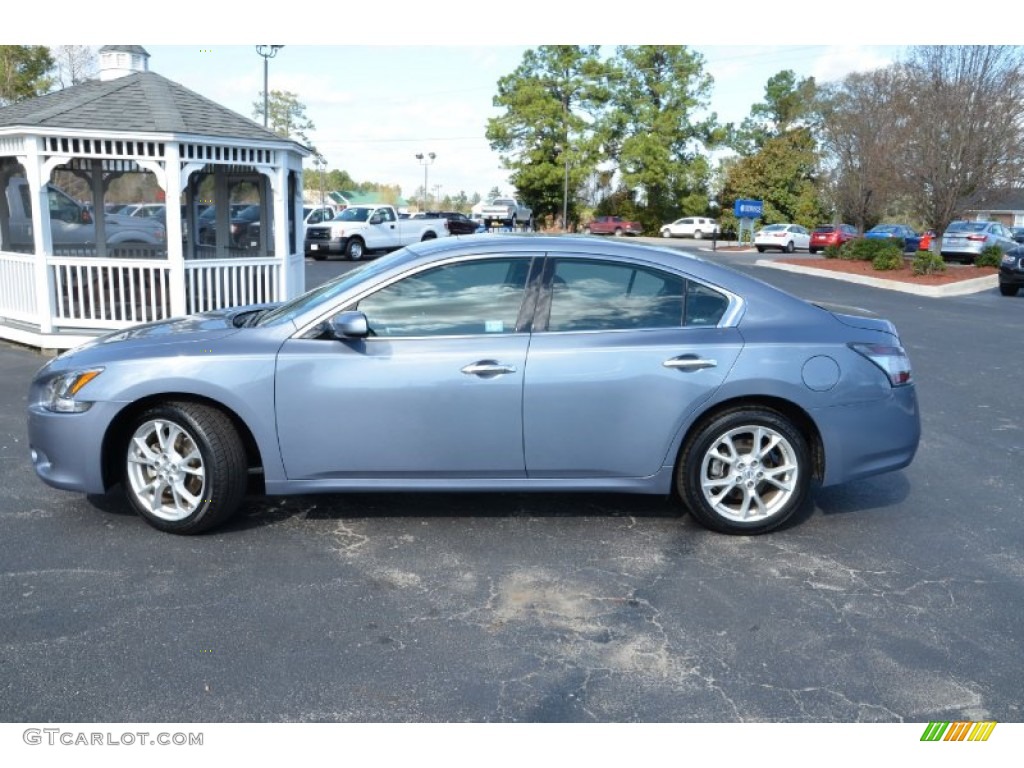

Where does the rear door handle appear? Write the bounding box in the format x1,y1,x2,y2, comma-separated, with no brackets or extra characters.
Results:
663,355,717,371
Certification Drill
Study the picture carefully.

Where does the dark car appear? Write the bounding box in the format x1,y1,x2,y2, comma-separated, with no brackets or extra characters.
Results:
998,245,1024,296
808,224,858,254
1010,227,1024,244
417,211,479,236
198,204,260,247
865,224,921,253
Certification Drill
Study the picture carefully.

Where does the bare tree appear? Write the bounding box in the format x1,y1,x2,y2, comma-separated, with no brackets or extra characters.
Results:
901,45,1024,231
817,66,914,231
53,45,97,88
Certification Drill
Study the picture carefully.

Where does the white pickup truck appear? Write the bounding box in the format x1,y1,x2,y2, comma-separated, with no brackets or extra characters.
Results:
304,204,449,260
478,197,533,230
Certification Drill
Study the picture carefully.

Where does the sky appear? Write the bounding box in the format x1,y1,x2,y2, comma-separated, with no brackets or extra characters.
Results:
12,1,1002,205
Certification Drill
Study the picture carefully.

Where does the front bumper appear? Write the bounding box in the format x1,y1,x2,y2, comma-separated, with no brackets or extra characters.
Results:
28,401,124,494
305,237,346,255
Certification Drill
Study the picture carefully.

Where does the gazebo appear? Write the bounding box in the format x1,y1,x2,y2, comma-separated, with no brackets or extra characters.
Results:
0,46,311,350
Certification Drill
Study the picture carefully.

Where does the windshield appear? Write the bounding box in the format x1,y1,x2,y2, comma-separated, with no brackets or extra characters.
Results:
256,247,419,327
332,207,372,222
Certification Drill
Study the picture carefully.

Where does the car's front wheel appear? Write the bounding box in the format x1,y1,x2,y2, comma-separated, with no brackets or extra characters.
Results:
784,240,796,253
693,230,703,240
677,408,811,534
999,283,1020,296
661,229,671,238
345,238,365,260
123,402,247,534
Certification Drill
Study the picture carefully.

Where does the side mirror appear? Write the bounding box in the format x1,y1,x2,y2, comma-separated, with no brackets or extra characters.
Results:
329,310,370,339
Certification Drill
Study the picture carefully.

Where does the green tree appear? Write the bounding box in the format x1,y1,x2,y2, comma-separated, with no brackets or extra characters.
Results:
602,45,720,232
0,45,54,105
721,129,828,229
731,70,819,156
253,89,315,147
486,45,610,226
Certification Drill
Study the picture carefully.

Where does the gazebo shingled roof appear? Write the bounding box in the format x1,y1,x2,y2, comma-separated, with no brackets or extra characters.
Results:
0,71,308,150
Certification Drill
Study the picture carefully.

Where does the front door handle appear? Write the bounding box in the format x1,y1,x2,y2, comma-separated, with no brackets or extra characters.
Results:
663,355,717,371
461,360,517,377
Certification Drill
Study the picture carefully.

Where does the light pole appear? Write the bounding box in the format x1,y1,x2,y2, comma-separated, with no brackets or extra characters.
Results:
255,45,284,128
415,152,436,212
314,154,327,208
555,144,569,232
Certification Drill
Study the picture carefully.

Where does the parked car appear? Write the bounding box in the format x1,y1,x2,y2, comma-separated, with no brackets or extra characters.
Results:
999,245,1024,296
660,216,719,240
1010,226,1024,244
940,220,1018,264
195,204,254,246
121,203,166,221
808,224,858,254
414,211,479,235
198,204,261,247
247,205,337,248
27,235,919,537
754,223,811,253
587,215,643,236
864,224,921,253
304,204,450,260
478,197,532,229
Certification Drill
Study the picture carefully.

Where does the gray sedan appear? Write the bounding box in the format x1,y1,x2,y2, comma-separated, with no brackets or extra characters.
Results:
941,220,1018,263
27,236,920,536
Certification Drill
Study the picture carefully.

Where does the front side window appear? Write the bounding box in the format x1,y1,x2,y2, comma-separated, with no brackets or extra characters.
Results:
355,257,531,337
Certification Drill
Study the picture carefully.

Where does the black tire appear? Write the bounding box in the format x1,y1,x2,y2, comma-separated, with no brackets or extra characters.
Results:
808,247,818,255
693,230,703,240
310,251,326,261
421,231,436,241
345,238,365,261
510,215,518,230
999,283,1020,296
123,401,247,535
784,240,796,253
677,407,811,535
756,246,766,253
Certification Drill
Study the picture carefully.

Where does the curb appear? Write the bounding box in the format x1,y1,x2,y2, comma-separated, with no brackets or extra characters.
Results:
753,259,998,298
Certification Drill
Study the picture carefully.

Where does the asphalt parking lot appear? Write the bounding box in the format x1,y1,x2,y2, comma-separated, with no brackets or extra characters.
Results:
1,239,1022,724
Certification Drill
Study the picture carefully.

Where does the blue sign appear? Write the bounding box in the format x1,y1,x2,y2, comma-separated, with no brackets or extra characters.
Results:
734,199,763,219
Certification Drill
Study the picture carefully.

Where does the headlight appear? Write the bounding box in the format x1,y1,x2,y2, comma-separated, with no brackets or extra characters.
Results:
1002,253,1017,266
41,368,104,413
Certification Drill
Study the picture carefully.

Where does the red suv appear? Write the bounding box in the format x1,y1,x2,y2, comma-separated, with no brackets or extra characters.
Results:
809,224,858,254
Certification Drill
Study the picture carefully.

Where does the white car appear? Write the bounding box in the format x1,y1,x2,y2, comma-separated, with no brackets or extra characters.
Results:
754,223,811,253
660,216,719,239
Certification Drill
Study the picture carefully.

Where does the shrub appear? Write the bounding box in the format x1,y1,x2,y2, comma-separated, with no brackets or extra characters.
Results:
912,250,947,275
822,244,842,259
872,250,905,271
839,238,902,262
975,245,1003,268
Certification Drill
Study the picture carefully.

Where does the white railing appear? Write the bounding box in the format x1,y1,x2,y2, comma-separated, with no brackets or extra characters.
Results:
184,257,280,314
50,258,172,328
0,251,37,322
1,252,286,346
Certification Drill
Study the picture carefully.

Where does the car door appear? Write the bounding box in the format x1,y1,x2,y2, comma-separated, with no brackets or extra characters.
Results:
522,256,743,479
274,254,540,481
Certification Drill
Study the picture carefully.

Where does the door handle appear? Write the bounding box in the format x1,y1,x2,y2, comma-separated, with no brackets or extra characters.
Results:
663,355,717,371
461,360,517,376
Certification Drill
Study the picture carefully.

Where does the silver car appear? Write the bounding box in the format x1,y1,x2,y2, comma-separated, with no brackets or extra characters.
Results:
27,236,920,536
940,220,1018,263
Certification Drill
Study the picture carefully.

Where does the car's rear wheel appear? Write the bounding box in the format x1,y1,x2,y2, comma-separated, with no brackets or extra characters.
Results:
808,247,818,255
785,240,796,253
756,246,765,253
693,230,703,240
999,283,1020,296
677,408,810,534
123,402,247,534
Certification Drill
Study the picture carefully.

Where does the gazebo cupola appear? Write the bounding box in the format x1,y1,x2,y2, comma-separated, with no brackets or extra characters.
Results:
0,46,312,350
98,45,150,80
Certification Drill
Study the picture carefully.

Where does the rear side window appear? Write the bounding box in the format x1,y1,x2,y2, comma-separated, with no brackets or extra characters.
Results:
545,259,728,331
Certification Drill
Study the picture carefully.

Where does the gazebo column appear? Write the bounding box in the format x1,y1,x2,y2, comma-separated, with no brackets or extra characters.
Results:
161,147,187,318
25,139,54,334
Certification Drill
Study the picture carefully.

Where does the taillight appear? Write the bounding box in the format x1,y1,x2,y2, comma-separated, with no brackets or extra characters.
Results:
967,234,987,241
850,343,913,387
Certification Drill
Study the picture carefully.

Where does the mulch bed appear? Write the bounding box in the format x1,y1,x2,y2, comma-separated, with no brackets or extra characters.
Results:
775,257,998,286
